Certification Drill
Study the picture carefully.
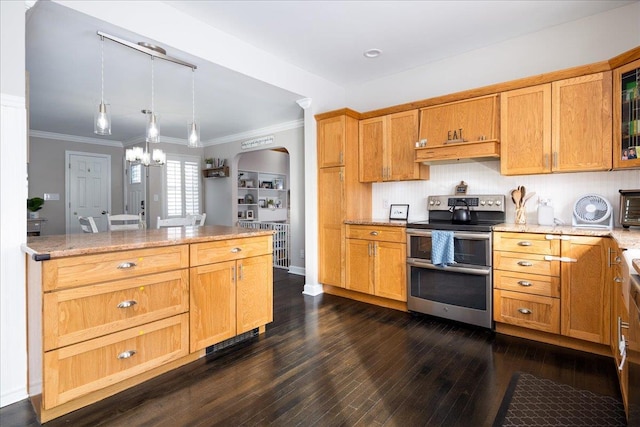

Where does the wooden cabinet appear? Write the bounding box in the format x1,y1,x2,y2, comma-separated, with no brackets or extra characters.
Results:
561,236,611,345
345,225,406,302
501,72,612,175
611,241,629,411
318,114,348,168
29,245,191,414
359,110,429,182
494,232,612,347
43,314,189,409
493,232,561,333
189,235,273,352
317,113,371,288
613,58,640,169
415,94,500,162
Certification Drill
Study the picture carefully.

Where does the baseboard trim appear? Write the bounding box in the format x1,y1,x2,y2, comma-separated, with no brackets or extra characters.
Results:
0,387,28,408
287,266,305,276
302,283,323,296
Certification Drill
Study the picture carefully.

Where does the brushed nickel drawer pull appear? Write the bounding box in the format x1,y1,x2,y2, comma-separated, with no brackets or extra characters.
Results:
517,261,533,267
230,247,242,253
370,231,379,236
116,300,138,309
117,350,136,360
518,308,532,315
517,281,532,287
543,255,577,263
517,241,532,246
117,261,137,269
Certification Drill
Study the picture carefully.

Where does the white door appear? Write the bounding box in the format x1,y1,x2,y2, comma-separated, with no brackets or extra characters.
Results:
66,152,111,233
124,162,147,225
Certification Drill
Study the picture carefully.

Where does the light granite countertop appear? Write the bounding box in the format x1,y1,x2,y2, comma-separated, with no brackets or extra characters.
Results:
492,224,640,250
22,225,273,260
344,218,409,227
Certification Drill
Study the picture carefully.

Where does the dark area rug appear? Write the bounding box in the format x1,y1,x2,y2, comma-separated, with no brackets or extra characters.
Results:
493,372,627,426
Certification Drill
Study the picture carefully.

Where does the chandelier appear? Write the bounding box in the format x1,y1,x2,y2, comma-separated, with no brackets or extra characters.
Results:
94,31,199,166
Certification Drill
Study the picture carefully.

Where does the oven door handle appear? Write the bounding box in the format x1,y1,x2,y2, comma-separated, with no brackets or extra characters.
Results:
406,230,491,240
407,259,490,276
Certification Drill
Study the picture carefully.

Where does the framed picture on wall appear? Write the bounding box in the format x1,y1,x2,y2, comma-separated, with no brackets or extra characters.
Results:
274,178,284,190
246,210,254,219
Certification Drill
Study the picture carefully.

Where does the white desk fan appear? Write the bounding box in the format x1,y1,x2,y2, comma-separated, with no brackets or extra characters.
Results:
572,194,613,229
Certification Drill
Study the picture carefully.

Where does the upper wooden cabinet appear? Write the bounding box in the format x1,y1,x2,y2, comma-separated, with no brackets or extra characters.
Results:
613,58,640,170
359,110,429,182
501,72,612,175
415,94,500,162
318,114,357,168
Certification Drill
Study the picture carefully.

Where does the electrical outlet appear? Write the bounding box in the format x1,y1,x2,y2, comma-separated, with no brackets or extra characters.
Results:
300,249,305,259
383,199,389,209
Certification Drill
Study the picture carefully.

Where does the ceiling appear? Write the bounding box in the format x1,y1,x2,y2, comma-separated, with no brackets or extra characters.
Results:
26,1,634,146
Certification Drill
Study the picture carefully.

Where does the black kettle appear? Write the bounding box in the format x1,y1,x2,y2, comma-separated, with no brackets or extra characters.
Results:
451,200,471,224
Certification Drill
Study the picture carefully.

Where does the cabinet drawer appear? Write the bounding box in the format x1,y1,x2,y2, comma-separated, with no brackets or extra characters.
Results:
493,232,560,255
42,245,189,291
44,270,189,351
493,270,560,298
346,225,406,243
494,251,560,276
494,290,560,334
190,235,272,266
43,314,189,409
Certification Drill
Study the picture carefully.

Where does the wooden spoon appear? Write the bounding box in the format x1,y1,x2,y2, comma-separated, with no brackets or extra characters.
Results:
511,188,522,207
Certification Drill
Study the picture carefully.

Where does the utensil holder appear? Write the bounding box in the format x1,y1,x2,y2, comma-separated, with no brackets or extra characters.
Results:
515,206,526,224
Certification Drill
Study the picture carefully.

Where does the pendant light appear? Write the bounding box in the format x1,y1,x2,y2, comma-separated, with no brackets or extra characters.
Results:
94,35,111,135
187,67,200,148
146,56,160,143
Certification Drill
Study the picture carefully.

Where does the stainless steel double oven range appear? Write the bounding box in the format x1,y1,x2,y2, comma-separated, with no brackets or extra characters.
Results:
406,194,505,329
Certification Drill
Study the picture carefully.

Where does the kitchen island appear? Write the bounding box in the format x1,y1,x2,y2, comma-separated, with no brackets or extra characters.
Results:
23,225,273,423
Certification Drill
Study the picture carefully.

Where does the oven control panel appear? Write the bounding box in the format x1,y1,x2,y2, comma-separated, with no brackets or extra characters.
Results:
427,194,505,212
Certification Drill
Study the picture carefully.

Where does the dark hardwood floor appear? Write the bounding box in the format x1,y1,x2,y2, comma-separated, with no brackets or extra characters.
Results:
1,269,622,426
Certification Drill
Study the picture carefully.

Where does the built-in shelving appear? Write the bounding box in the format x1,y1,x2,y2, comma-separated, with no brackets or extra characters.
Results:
238,170,288,222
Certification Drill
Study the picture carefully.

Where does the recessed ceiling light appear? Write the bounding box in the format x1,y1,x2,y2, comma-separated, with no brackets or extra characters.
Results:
363,48,382,58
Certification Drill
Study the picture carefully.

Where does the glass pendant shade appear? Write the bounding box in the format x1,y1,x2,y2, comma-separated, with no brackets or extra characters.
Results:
94,101,111,135
146,113,160,143
187,122,200,148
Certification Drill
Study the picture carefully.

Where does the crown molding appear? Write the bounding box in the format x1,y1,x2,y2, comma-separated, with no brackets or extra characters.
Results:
205,119,304,146
29,130,124,147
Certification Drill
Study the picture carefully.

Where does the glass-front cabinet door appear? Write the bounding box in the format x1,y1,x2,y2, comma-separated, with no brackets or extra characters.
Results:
614,59,640,169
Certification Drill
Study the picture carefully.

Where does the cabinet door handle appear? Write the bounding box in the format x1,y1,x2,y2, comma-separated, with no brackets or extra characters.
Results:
517,281,532,287
116,300,137,309
517,241,532,246
615,277,623,283
239,263,243,281
374,242,378,257
370,231,379,236
117,261,137,269
543,255,577,263
517,261,533,267
231,266,235,282
518,308,532,315
231,247,242,253
117,350,136,360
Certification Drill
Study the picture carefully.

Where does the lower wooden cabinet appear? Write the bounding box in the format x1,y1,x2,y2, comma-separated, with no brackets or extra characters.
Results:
190,236,273,352
43,314,189,409
345,224,406,302
493,232,612,349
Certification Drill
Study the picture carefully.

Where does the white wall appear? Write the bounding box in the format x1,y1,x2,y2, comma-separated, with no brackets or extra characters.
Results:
204,126,306,275
1,0,28,408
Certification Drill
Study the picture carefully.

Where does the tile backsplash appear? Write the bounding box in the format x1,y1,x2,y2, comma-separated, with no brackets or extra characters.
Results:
372,160,639,226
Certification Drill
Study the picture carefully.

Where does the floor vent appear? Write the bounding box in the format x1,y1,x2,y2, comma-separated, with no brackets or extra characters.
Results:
205,328,259,355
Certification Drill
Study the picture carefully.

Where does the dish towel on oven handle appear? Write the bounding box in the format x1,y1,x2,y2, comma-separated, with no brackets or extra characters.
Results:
431,230,455,267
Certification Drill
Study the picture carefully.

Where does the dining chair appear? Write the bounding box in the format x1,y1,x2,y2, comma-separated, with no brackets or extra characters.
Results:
107,213,144,231
188,213,206,226
156,216,196,228
78,216,99,233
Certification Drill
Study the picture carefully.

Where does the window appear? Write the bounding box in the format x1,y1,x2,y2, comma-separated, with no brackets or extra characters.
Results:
164,155,201,217
129,163,142,184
